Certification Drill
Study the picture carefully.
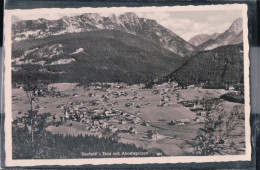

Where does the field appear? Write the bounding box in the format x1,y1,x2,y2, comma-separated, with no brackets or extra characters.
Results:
12,82,245,156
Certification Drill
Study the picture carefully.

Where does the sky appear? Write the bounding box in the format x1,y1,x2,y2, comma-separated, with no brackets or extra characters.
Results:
136,11,242,41
14,10,242,41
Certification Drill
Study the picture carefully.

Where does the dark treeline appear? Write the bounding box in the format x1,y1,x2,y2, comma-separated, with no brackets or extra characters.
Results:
220,92,244,104
12,64,60,87
13,122,151,159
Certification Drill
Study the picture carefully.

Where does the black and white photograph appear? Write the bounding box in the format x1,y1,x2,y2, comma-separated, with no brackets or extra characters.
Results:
4,4,250,166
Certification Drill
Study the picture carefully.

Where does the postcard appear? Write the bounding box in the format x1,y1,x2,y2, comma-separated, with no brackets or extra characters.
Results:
4,4,250,167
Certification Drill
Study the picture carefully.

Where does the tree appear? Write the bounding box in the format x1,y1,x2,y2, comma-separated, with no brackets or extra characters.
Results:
12,112,52,158
186,100,244,155
21,72,49,155
147,130,153,139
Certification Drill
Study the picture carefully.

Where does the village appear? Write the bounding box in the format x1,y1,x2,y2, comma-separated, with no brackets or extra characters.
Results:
12,80,245,156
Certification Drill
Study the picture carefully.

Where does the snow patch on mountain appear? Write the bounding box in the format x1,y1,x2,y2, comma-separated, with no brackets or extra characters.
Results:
38,44,63,58
204,44,219,51
70,48,84,55
12,44,63,65
50,58,75,65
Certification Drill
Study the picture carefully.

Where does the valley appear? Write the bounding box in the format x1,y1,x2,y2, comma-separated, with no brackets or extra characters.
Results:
12,81,245,156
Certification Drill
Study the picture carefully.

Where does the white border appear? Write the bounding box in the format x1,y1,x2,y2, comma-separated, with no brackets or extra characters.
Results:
4,4,251,167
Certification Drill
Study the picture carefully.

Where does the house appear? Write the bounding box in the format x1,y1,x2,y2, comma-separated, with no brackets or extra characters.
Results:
104,110,112,115
187,85,195,89
89,93,95,97
152,90,159,94
182,101,194,107
194,117,200,122
94,86,102,90
176,119,191,125
79,107,87,111
35,105,41,109
56,104,64,109
161,92,167,95
132,96,138,100
135,111,141,114
125,103,131,107
73,105,79,111
112,91,119,95
130,102,135,107
85,119,91,124
73,93,79,97
90,100,101,106
168,120,176,125
111,127,118,133
91,128,96,132
156,153,163,156
120,91,127,96
125,102,135,107
130,127,137,134
93,120,99,126
163,103,168,106
194,117,205,122
114,109,122,114
105,111,116,117
200,111,206,117
234,83,244,92
93,108,100,112
140,96,145,100
133,119,141,124
129,115,135,119
228,85,235,91
164,98,170,101
121,120,127,124
102,122,108,128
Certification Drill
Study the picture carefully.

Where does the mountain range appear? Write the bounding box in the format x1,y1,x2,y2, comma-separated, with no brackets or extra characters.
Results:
12,12,196,57
192,18,243,51
11,13,244,86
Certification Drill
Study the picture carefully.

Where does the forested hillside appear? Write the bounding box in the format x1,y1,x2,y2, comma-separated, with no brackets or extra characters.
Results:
12,30,184,85
167,43,244,88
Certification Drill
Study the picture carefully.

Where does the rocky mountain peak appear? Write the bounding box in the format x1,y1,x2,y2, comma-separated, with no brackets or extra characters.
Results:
80,13,102,20
210,32,220,39
188,33,219,46
120,12,138,19
12,12,197,56
118,12,140,24
11,16,22,23
228,18,242,34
